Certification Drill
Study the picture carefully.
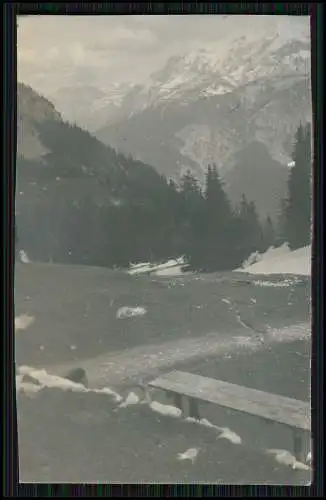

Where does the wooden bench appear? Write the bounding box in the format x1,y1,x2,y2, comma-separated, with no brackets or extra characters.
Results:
148,370,311,462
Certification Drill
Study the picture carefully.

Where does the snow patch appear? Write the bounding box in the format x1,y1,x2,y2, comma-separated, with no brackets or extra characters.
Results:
253,279,298,288
241,251,261,268
94,387,123,402
19,250,31,263
128,256,188,276
149,400,182,418
177,448,200,463
116,306,147,319
185,416,219,431
18,365,36,375
237,244,290,271
186,417,242,444
235,245,311,276
266,449,311,471
16,365,123,402
16,368,89,395
217,427,242,445
118,391,140,408
155,266,185,276
15,314,35,332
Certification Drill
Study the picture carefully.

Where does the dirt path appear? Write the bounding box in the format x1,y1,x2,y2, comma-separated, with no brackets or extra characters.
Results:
47,322,310,388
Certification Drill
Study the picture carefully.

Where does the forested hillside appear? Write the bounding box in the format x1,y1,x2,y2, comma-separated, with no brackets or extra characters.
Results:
16,84,311,271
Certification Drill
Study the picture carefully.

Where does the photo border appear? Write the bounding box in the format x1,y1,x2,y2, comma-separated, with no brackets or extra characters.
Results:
3,2,322,496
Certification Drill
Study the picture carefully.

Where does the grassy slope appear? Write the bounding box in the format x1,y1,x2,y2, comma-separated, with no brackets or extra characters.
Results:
16,262,311,484
15,263,310,367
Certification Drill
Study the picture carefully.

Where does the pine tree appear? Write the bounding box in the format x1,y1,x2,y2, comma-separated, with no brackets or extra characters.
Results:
205,164,232,220
194,163,235,271
179,170,203,216
284,123,312,250
235,195,263,259
178,170,204,263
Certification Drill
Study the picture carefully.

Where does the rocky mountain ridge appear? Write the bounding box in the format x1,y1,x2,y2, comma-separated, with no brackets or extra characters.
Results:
95,33,311,218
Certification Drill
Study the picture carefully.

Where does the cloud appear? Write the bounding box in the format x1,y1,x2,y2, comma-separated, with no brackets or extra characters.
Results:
17,15,310,95
18,16,160,91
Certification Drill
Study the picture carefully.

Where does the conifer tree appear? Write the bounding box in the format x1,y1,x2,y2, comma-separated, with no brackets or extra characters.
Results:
178,170,204,263
198,164,234,271
205,164,232,222
236,195,263,258
284,123,312,249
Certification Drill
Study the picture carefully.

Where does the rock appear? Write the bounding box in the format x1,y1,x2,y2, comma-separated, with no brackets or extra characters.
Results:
64,367,88,387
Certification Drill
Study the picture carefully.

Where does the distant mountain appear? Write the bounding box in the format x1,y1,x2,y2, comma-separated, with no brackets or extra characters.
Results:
49,82,135,132
96,31,311,218
115,37,310,117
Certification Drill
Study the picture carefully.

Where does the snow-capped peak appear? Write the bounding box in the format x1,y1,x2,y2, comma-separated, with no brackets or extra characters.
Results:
123,29,310,117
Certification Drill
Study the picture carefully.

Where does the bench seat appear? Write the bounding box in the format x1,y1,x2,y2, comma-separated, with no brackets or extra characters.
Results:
148,370,311,461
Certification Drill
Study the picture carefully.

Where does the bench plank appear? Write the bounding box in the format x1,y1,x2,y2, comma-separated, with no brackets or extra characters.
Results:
148,371,311,431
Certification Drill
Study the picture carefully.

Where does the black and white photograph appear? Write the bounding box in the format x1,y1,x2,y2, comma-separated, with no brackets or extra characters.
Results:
15,14,312,484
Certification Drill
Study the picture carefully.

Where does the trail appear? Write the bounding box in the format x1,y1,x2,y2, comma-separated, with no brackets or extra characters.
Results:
49,322,310,388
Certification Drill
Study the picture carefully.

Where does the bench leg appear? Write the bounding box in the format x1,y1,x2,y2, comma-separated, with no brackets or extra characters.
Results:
173,393,183,412
293,429,305,463
189,397,200,420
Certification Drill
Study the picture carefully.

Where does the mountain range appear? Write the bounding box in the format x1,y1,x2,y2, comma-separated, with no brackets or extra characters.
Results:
50,82,135,132
17,23,312,223
93,33,311,218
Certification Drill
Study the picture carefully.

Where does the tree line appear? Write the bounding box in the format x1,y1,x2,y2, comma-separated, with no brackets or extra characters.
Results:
15,122,312,272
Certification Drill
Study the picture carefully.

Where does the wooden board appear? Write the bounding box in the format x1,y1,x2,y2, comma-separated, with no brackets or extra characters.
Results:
148,371,311,431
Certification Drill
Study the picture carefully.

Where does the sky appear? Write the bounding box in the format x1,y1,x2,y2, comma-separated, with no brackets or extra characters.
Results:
18,15,310,96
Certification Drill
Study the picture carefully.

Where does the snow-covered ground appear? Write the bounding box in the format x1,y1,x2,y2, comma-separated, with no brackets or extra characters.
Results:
235,245,311,276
